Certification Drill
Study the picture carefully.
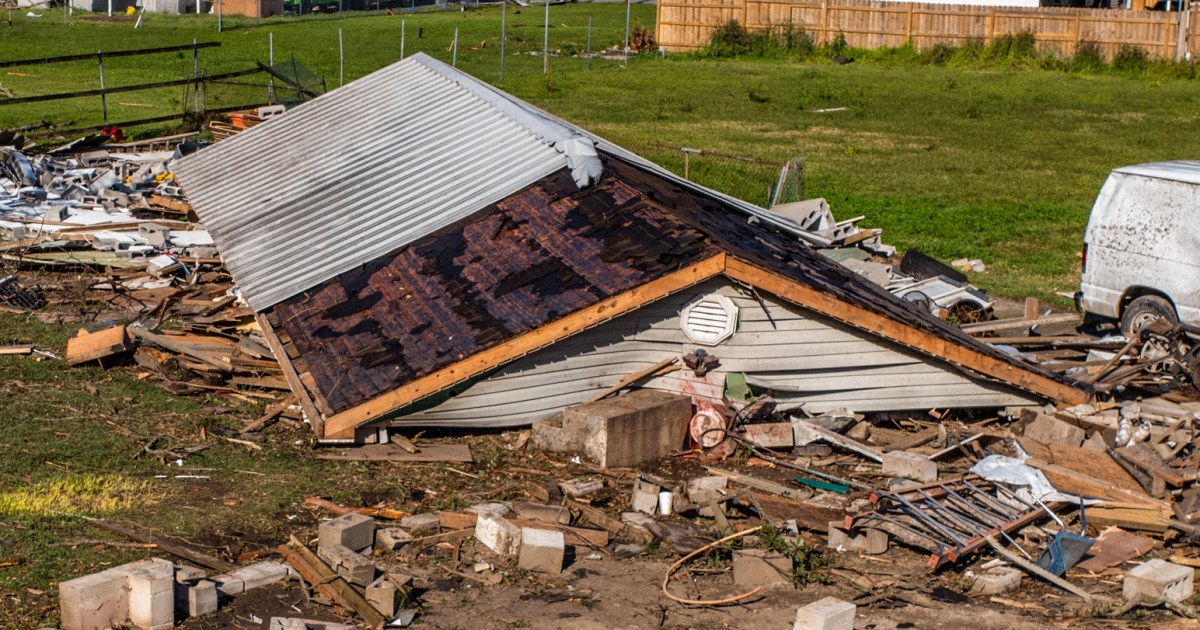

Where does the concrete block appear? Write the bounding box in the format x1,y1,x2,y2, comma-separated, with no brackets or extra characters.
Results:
511,501,570,524
794,597,856,630
518,528,565,574
174,565,206,584
533,390,692,468
319,513,376,553
59,570,130,630
826,522,887,555
559,478,604,498
687,476,728,517
969,567,1023,596
882,450,937,482
116,560,175,630
475,514,521,557
631,480,660,514
317,544,377,587
375,527,414,550
1124,559,1194,603
365,576,398,617
1023,414,1085,447
210,574,245,597
740,422,795,448
399,512,440,534
175,579,218,618
227,561,290,591
733,549,792,589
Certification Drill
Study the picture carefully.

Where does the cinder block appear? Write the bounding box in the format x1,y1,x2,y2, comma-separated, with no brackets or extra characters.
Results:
399,512,440,534
970,567,1023,596
518,528,565,574
794,597,856,630
210,573,244,597
175,579,218,618
317,544,377,587
558,478,604,498
1023,414,1085,447
59,570,130,630
465,502,512,519
226,562,290,591
533,390,692,468
115,560,174,630
882,450,938,482
826,522,887,555
1124,559,1194,603
631,480,660,515
733,549,792,589
365,576,398,617
375,527,414,550
319,513,376,553
475,514,521,557
174,565,206,584
511,501,570,524
687,476,728,517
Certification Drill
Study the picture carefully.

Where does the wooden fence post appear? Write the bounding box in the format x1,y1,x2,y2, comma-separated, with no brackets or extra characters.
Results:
820,0,829,45
1072,12,1081,56
907,3,915,45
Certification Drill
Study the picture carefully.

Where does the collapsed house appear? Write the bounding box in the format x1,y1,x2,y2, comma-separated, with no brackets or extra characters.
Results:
172,53,1089,442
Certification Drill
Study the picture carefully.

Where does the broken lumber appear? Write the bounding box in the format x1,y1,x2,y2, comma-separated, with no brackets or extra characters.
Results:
282,536,385,629
128,325,231,372
792,419,883,462
241,395,296,433
66,325,130,366
303,497,407,521
86,517,234,572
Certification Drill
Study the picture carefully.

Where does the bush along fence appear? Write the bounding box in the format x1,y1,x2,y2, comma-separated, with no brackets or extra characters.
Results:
657,0,1199,61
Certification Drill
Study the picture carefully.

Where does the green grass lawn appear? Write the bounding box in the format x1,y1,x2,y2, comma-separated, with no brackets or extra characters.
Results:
2,6,1198,302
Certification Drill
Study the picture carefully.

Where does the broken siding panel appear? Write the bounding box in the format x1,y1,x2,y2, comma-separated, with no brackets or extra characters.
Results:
394,279,1033,426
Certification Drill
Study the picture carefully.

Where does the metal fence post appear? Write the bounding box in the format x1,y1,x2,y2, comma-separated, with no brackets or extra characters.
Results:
586,15,592,69
193,39,200,114
401,19,406,59
543,0,549,74
268,32,275,103
339,28,344,87
624,0,631,65
218,0,223,33
97,51,108,125
499,2,505,80
452,26,458,67
107,0,112,16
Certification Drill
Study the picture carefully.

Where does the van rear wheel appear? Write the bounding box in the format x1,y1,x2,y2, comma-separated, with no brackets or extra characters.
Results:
1120,295,1178,336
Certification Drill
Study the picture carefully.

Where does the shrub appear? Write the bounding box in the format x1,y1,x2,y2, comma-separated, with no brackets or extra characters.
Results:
1069,42,1105,72
1112,45,1149,72
700,20,816,59
920,42,956,65
987,31,1037,62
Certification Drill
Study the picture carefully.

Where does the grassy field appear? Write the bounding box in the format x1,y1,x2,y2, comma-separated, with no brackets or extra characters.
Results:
2,6,1199,302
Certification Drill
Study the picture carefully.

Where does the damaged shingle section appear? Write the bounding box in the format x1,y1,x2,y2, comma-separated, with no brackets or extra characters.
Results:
273,164,724,414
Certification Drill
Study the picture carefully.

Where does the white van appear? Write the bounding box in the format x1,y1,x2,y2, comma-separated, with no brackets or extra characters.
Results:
1078,161,1200,334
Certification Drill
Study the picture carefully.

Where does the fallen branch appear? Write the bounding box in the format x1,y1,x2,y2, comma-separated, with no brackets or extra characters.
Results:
86,517,234,572
661,526,764,606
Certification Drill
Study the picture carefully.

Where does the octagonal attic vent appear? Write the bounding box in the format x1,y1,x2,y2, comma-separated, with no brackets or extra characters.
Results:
680,294,739,346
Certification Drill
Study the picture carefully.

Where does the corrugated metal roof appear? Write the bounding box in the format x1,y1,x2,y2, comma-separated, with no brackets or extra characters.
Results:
172,53,569,311
1114,161,1200,185
174,52,825,311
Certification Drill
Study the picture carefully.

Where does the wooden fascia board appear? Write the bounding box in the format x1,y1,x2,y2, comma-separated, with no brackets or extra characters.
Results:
724,257,1091,406
255,312,326,438
320,253,729,439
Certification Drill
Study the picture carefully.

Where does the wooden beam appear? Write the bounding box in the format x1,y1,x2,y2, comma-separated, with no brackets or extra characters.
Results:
255,313,325,438
723,257,1090,406
321,254,728,439
282,536,385,629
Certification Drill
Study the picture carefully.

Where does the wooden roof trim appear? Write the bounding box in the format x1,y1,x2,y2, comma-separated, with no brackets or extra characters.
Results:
320,253,730,439
724,257,1091,406
255,312,326,438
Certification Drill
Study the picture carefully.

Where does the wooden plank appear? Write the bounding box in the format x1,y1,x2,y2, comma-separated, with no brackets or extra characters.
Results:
585,357,678,403
256,312,325,438
66,325,130,365
127,326,230,371
748,492,843,531
792,418,883,462
0,344,34,355
1086,506,1173,533
725,257,1090,406
1017,438,1144,495
311,443,474,463
230,375,291,390
88,518,235,572
321,254,729,439
961,312,1078,334
1025,457,1162,508
705,465,811,501
283,536,385,629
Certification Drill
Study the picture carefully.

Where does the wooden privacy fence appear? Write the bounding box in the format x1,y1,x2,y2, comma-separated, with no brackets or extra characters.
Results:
657,0,1200,60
